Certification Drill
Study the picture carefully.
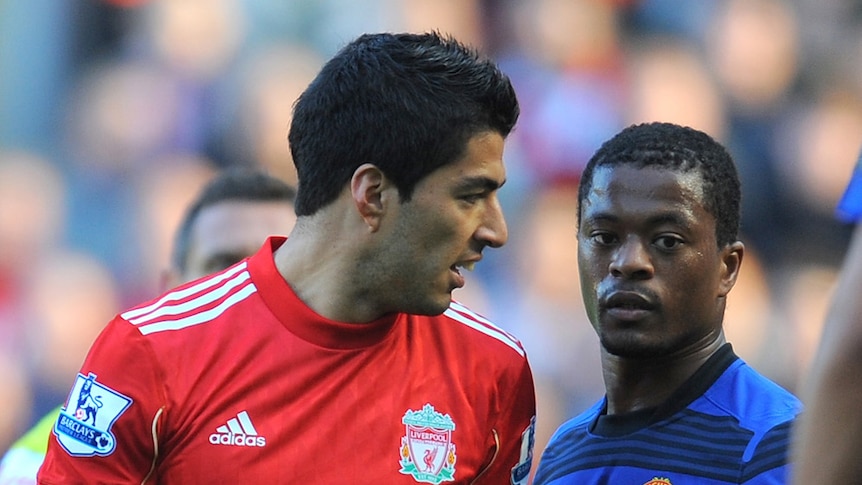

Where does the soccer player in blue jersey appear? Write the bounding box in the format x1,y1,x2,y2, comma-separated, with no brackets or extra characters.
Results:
534,122,802,484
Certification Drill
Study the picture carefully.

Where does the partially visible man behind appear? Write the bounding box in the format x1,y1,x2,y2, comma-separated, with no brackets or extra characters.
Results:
0,167,296,484
534,122,802,484
38,31,536,484
791,155,862,484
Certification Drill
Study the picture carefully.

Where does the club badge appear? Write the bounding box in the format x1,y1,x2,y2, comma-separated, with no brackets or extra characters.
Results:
643,478,672,485
398,403,456,484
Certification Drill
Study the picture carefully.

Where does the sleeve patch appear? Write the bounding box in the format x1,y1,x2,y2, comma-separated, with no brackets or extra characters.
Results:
53,372,132,457
511,415,536,485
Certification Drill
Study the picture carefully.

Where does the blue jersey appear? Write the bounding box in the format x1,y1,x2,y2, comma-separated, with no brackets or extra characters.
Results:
534,345,802,484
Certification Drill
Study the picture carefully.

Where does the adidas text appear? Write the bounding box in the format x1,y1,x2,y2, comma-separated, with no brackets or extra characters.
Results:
209,433,266,447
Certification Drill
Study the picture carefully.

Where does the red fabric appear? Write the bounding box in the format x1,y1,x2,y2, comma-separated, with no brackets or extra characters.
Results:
39,237,536,484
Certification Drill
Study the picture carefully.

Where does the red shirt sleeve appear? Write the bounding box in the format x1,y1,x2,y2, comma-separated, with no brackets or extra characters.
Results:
38,316,168,484
476,355,537,485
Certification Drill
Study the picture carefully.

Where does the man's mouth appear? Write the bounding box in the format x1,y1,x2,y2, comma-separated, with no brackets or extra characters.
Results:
449,260,477,289
605,291,653,308
452,261,476,274
603,291,656,320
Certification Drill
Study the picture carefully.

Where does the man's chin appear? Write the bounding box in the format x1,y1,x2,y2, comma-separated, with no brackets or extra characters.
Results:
410,296,452,317
393,286,454,316
600,337,667,360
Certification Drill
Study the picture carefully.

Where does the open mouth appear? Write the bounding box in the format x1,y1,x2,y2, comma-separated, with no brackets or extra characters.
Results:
451,261,476,275
449,261,476,289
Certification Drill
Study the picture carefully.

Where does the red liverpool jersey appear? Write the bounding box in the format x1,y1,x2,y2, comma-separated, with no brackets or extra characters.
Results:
39,237,537,484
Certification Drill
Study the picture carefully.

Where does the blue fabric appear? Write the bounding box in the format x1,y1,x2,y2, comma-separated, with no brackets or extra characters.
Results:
837,154,862,223
534,350,802,484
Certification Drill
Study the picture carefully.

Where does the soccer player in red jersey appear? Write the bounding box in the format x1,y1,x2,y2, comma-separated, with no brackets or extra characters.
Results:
0,168,296,485
39,32,537,484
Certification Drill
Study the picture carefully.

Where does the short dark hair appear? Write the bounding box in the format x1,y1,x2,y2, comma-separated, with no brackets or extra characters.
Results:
578,122,741,247
288,31,520,216
171,168,296,271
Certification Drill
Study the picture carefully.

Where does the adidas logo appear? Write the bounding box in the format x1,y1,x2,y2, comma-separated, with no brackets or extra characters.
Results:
208,410,267,447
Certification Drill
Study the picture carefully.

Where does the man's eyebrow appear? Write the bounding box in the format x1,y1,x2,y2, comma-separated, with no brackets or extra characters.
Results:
581,212,692,227
454,176,506,192
646,212,694,228
581,212,617,224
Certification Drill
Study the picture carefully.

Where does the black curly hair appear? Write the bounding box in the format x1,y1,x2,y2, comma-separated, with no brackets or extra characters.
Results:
577,122,741,247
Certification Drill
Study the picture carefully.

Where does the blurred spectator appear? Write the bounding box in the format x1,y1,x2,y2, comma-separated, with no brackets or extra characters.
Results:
0,353,32,455
772,89,862,265
0,2,74,153
493,0,626,186
706,0,799,114
399,0,485,49
132,156,217,299
22,250,121,420
143,0,246,83
0,151,66,354
624,35,726,138
702,0,801,266
214,42,323,186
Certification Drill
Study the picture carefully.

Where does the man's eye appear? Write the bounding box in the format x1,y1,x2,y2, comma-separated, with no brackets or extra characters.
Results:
655,235,683,250
591,232,616,245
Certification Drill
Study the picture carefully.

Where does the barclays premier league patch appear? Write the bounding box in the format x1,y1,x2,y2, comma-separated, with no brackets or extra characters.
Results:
54,373,132,457
836,151,862,223
511,416,536,485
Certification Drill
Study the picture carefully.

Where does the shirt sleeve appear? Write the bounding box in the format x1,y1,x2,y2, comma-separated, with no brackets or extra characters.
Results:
739,420,795,484
477,355,537,485
38,316,168,484
836,152,862,223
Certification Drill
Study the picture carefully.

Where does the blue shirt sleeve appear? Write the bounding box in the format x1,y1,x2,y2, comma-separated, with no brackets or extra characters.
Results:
837,152,862,223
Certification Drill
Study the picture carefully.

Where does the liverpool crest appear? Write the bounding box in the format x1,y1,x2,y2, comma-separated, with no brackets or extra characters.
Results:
398,403,456,484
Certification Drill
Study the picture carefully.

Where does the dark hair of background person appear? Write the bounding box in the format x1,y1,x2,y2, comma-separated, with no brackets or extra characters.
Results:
171,168,297,271
287,31,520,216
577,121,741,248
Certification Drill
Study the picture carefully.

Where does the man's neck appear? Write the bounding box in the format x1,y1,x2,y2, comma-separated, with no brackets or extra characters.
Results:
601,334,727,415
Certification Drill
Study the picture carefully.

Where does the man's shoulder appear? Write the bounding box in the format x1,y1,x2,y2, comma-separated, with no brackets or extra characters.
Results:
704,359,803,427
119,261,261,339
548,400,604,443
533,401,603,482
423,300,527,360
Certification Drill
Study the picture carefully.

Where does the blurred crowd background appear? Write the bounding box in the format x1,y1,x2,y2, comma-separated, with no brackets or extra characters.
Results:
1,0,861,462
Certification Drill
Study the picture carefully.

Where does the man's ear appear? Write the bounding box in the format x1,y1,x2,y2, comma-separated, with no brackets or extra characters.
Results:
351,163,389,231
718,241,745,297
